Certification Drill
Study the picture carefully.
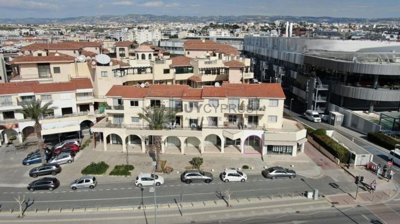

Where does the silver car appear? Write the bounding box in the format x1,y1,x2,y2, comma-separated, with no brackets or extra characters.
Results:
70,176,97,190
48,152,74,165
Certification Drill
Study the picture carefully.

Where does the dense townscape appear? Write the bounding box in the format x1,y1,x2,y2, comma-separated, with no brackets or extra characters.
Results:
0,3,400,224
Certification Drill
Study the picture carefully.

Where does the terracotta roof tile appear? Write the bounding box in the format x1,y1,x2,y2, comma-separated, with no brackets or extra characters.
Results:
106,83,285,99
11,53,75,64
21,42,101,51
170,56,192,67
188,75,202,82
224,60,245,68
115,41,134,47
112,59,130,67
0,78,92,95
135,45,154,52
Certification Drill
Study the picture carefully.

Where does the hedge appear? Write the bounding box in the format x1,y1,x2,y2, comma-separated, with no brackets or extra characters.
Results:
81,161,109,175
109,164,134,176
367,132,400,150
311,129,350,163
80,139,91,150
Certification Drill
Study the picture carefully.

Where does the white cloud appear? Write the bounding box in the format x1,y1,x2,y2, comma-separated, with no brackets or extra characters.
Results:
112,0,134,6
0,0,58,10
141,1,179,8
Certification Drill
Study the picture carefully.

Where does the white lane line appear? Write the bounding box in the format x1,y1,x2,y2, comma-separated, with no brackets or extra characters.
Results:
120,188,125,190
105,189,110,191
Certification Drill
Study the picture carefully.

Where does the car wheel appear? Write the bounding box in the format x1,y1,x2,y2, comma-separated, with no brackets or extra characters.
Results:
155,182,161,186
185,180,191,184
224,179,229,183
89,185,95,189
271,176,275,180
51,171,56,175
204,179,211,183
241,178,246,182
137,183,143,187
28,188,34,192
32,174,38,178
71,187,77,190
49,187,54,191
67,160,72,163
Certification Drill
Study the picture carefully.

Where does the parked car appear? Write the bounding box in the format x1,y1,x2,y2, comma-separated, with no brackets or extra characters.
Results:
52,145,79,157
27,177,60,191
22,151,45,165
389,148,400,166
262,166,296,179
70,176,97,190
54,139,80,149
304,110,321,123
220,168,247,182
135,173,164,187
29,164,62,178
48,152,74,165
181,170,213,184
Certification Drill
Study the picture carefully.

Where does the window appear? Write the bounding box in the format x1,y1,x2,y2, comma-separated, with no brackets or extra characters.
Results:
228,98,240,110
187,51,190,55
41,95,52,101
169,100,182,110
148,54,152,60
119,47,125,52
269,99,279,107
37,53,42,56
0,96,12,106
247,116,259,126
101,71,108,77
3,111,15,120
113,115,124,125
131,117,140,123
53,67,61,74
207,117,218,127
113,98,123,106
248,99,260,110
38,64,50,78
228,115,237,123
268,115,278,123
130,100,139,107
163,69,170,74
209,99,219,107
150,100,161,107
141,54,145,60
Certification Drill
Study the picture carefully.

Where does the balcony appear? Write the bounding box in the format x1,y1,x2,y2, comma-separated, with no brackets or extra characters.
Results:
105,105,125,113
0,101,14,107
242,72,254,79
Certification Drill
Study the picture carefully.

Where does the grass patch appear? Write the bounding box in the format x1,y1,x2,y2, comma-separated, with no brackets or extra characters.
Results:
81,161,109,175
109,164,134,176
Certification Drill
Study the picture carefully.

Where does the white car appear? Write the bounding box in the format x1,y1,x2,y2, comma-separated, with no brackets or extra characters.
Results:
304,110,321,123
135,173,164,187
48,152,74,165
70,176,97,190
220,168,247,182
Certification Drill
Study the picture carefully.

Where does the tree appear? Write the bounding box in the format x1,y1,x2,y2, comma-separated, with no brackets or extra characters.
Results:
189,157,203,170
14,195,26,218
17,99,55,164
138,106,176,171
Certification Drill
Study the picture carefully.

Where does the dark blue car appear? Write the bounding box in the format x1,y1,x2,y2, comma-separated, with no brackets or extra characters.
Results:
22,152,42,165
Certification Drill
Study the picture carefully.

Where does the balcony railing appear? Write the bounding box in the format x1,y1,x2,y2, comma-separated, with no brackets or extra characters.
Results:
0,102,14,106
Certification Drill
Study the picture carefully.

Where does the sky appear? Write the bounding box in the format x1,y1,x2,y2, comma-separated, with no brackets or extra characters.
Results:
0,0,399,19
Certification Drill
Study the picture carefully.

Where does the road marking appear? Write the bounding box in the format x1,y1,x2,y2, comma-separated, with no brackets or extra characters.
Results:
106,189,110,190
127,187,133,190
120,188,125,190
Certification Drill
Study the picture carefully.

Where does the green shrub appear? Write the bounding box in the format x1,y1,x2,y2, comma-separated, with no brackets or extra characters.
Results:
189,157,203,170
367,132,400,150
311,130,350,163
242,165,250,170
81,161,109,175
109,164,134,176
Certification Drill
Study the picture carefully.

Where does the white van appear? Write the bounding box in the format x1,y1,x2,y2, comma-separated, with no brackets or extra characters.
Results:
304,110,321,123
389,146,400,166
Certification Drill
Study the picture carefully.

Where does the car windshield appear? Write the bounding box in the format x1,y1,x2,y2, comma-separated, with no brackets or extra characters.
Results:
199,171,205,175
313,115,320,118
151,174,158,179
237,171,243,175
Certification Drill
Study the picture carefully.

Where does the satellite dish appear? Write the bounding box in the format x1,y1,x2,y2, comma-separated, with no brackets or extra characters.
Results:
214,82,220,87
95,54,111,65
76,55,86,62
140,83,145,88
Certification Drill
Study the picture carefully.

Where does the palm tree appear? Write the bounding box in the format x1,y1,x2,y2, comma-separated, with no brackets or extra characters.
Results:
138,106,176,171
17,99,55,164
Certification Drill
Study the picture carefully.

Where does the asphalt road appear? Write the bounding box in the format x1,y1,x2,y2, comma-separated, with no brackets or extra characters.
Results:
0,175,355,211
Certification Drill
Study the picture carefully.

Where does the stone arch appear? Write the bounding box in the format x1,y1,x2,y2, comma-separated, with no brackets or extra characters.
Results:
80,120,94,130
141,53,146,60
0,127,18,144
22,126,35,141
125,134,143,153
243,135,262,154
148,53,152,60
224,137,241,153
106,133,123,145
184,137,201,154
164,136,181,154
204,134,223,153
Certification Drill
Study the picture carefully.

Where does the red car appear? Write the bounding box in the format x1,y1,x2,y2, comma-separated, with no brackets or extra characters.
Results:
53,143,80,155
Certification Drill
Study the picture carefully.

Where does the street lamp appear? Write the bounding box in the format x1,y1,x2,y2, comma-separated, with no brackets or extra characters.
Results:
290,98,294,111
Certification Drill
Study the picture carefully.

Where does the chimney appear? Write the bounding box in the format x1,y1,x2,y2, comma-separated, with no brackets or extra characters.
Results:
289,23,293,38
285,22,289,37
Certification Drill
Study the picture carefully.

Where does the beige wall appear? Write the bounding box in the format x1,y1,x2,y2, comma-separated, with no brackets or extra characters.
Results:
19,64,39,79
228,68,242,83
